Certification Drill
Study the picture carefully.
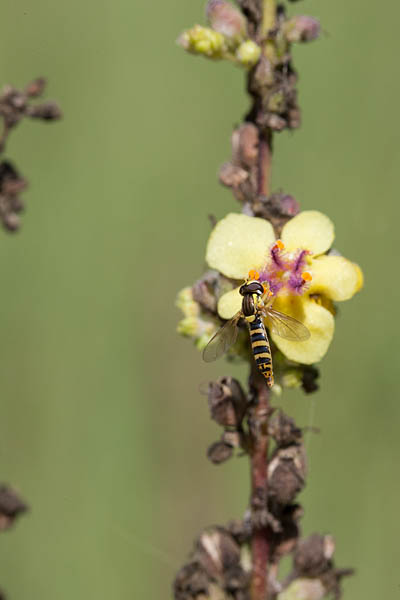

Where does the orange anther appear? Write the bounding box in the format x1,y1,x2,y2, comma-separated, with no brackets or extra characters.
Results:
302,271,312,282
273,239,285,251
248,269,260,280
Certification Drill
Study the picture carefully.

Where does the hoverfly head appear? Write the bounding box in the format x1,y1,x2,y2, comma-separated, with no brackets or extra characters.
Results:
240,272,264,296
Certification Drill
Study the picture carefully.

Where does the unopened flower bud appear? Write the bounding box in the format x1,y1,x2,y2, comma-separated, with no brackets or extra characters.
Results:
236,40,261,67
177,316,200,338
281,369,302,389
278,578,325,600
179,25,227,59
206,0,246,41
267,90,285,113
284,16,321,43
279,194,300,217
176,287,200,317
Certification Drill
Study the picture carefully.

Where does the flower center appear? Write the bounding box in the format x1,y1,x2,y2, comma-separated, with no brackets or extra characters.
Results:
258,240,312,297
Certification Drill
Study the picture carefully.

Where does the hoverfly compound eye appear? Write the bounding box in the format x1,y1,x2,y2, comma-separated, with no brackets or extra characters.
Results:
239,285,246,296
245,281,264,294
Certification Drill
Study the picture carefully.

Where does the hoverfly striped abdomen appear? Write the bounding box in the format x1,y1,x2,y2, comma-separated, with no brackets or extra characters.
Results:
249,315,274,386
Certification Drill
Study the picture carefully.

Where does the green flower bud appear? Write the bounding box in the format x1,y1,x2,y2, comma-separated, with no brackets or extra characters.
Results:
179,25,227,59
278,578,325,600
282,369,302,389
176,287,200,318
177,316,200,338
235,40,261,67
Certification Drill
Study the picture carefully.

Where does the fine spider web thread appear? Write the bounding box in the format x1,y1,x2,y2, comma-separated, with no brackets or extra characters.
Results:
111,523,180,570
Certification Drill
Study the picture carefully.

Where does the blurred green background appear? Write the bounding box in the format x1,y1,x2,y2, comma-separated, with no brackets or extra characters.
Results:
0,0,398,598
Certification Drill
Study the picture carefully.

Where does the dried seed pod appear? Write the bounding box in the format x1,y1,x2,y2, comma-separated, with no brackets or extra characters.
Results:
294,534,335,577
269,411,303,447
226,518,251,545
192,271,220,314
206,376,247,428
27,101,62,121
269,504,303,563
268,445,307,505
0,161,28,232
207,441,233,464
0,485,28,531
301,365,320,393
231,123,258,169
174,561,211,600
197,527,241,580
218,162,255,203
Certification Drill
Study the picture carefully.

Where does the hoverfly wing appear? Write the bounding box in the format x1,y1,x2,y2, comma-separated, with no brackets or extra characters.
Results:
202,313,241,363
265,308,310,341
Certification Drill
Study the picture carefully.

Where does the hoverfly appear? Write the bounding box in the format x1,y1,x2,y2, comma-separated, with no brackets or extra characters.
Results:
202,277,310,387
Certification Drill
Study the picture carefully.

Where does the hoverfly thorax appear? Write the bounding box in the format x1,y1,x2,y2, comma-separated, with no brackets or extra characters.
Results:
239,279,264,317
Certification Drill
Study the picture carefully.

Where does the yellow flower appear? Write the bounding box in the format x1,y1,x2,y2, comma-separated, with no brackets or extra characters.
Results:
205,211,363,364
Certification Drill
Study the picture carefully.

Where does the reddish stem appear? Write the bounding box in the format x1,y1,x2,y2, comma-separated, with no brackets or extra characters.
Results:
249,366,271,600
257,130,272,197
249,125,273,600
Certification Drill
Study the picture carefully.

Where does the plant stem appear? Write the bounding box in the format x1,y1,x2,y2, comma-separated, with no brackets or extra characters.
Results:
249,365,271,600
250,5,276,598
257,130,272,197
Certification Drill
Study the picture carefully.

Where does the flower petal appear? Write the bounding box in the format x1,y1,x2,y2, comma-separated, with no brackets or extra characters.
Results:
309,255,363,301
270,296,334,364
206,213,275,279
217,287,242,319
281,210,334,256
